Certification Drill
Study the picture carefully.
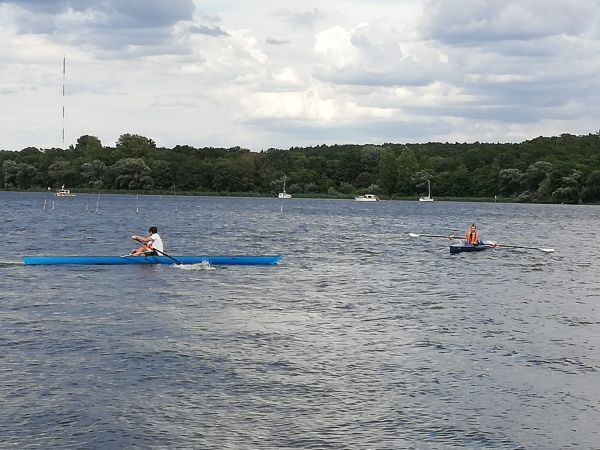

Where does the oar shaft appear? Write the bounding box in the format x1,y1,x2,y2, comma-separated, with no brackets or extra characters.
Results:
409,233,463,239
133,237,182,264
154,248,183,264
495,244,554,252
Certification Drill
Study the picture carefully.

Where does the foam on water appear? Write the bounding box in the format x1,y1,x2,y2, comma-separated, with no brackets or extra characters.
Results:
172,261,216,271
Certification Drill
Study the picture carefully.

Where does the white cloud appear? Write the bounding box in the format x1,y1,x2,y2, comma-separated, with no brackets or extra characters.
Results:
314,24,361,69
314,22,452,87
0,0,599,151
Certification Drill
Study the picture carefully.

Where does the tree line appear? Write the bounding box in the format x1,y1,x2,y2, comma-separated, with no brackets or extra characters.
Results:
2,132,600,203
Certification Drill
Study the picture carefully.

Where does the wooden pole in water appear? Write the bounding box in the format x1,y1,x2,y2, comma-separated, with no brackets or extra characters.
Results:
173,184,178,213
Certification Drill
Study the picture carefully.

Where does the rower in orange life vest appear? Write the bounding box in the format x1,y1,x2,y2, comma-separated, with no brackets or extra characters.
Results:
465,223,483,246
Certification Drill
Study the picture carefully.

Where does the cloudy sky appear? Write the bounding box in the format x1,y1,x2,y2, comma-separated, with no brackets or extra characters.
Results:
1,0,599,151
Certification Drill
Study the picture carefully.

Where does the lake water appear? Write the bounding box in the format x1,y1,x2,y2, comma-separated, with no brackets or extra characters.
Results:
1,191,599,449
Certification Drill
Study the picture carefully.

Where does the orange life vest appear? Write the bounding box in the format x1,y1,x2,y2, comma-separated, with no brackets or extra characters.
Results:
465,229,479,244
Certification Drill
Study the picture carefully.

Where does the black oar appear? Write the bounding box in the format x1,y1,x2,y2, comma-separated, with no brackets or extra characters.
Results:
133,237,182,265
151,248,183,264
408,232,463,240
483,241,555,253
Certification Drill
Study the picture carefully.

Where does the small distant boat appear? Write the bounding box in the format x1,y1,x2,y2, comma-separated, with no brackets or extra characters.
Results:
418,180,434,202
355,194,379,202
56,185,76,197
278,175,292,199
409,231,554,254
449,243,495,254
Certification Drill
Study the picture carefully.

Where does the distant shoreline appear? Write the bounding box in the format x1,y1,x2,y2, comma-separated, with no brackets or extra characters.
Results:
0,189,585,204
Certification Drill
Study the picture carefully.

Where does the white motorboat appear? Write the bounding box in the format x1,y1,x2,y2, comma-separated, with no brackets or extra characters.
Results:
418,180,434,202
355,194,379,202
56,185,76,197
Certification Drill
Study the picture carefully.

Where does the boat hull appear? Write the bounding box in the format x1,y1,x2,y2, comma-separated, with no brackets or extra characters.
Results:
23,255,282,266
449,244,494,254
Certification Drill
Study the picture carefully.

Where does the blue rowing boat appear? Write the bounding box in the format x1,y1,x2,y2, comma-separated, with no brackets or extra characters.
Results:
449,243,495,254
23,255,282,266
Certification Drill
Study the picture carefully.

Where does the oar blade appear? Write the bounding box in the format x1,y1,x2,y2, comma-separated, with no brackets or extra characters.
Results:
491,242,555,253
408,232,461,239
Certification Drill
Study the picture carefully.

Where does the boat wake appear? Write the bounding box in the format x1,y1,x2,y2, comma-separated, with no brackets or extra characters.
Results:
172,261,216,271
0,260,25,266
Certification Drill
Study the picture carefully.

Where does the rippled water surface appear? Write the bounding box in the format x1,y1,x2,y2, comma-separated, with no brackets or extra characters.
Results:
1,192,599,449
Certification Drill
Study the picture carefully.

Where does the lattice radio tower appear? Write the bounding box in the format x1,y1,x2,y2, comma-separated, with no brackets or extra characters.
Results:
62,55,66,146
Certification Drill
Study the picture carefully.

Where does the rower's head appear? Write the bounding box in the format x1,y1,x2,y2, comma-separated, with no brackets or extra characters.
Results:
149,226,158,234
470,223,476,230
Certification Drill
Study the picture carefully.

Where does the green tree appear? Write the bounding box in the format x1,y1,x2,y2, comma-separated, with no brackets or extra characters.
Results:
48,160,76,187
446,164,471,196
524,161,553,192
235,153,259,191
551,169,582,203
411,170,435,196
499,168,524,196
354,171,375,189
325,159,342,182
149,160,175,189
397,147,418,194
2,160,18,189
360,145,382,175
111,158,153,189
212,160,242,192
116,134,156,158
16,163,38,189
81,160,107,188
175,161,213,191
304,182,319,193
378,149,398,195
19,147,42,165
581,170,600,202
338,182,356,194
76,135,103,160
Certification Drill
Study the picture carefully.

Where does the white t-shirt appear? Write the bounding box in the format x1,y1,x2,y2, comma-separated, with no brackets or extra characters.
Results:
149,233,164,253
